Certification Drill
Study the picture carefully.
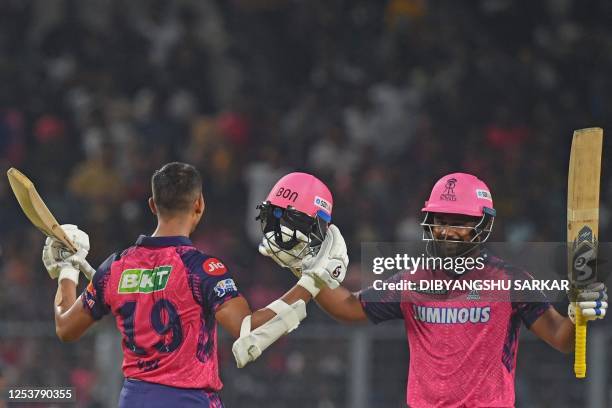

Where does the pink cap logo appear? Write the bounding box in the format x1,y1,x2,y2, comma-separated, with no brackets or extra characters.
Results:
440,178,457,201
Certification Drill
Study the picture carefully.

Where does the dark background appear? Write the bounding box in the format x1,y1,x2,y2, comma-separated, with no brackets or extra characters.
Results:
1,1,611,407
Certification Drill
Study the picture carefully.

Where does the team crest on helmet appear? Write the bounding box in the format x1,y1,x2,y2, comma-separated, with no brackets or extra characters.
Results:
440,178,457,201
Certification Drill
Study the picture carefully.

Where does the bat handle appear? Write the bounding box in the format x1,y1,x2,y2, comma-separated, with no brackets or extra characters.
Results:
574,303,587,378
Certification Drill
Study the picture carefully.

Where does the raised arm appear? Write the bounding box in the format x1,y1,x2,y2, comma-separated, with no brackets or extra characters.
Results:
215,285,313,338
54,282,95,342
221,225,349,368
529,307,575,353
530,283,607,353
43,225,97,342
314,286,368,323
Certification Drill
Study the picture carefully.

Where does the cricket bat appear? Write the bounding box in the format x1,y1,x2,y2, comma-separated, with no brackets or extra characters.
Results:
6,167,78,253
567,127,603,379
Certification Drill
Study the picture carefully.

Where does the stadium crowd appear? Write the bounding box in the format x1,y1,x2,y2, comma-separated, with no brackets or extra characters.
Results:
1,0,612,406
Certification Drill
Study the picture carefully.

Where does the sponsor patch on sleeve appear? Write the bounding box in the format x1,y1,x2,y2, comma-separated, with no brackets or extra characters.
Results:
476,189,492,201
86,281,96,296
213,278,238,297
85,282,97,308
203,258,228,276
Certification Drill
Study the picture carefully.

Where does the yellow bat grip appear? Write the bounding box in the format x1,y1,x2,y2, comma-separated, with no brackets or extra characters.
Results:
574,303,587,378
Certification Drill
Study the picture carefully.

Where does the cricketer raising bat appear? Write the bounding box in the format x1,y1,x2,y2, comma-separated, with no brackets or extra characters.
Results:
567,127,603,378
6,167,95,279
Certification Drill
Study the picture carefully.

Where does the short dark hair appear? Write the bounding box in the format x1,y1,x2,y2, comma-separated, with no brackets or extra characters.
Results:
152,162,202,215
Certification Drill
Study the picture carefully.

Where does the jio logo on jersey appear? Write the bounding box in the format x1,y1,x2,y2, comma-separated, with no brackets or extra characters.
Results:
203,258,227,276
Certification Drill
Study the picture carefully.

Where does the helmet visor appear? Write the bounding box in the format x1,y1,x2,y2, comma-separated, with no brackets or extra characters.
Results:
257,202,328,262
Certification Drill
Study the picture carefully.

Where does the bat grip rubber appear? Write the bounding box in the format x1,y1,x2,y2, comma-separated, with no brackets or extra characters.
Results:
574,303,587,378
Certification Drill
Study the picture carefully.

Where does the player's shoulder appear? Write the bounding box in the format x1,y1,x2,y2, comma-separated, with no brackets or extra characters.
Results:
95,245,138,277
96,251,122,276
486,255,544,305
177,247,230,277
483,253,533,279
90,250,124,289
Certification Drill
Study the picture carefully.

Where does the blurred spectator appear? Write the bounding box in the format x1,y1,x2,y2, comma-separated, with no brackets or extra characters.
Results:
68,142,124,203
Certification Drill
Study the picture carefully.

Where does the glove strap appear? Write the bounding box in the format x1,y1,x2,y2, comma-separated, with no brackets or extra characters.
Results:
68,256,96,280
297,275,320,298
267,299,300,332
58,265,80,285
568,303,577,324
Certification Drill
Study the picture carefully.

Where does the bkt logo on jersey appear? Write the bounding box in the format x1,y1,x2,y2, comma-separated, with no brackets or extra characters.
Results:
413,305,491,324
214,278,238,297
118,266,172,294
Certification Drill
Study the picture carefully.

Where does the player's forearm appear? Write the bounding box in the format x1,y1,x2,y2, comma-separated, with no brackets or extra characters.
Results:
54,280,78,341
55,280,77,315
250,285,313,330
315,286,368,323
532,308,576,354
553,318,576,354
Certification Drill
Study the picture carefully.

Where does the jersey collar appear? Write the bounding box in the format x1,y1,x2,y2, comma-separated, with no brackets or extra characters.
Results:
135,235,193,247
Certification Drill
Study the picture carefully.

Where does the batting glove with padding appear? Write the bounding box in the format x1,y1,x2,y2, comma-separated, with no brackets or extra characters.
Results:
568,282,608,323
300,225,349,295
42,224,91,284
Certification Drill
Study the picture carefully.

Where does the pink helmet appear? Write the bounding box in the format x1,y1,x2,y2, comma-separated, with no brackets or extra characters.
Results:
258,173,333,260
421,173,496,258
266,172,333,221
422,173,495,217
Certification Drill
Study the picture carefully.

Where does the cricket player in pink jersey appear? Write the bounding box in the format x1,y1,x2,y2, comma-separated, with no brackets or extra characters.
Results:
260,172,608,408
41,163,349,407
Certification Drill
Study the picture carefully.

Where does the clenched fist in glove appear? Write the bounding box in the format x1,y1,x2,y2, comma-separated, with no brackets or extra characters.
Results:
568,282,608,323
297,225,349,297
42,224,95,284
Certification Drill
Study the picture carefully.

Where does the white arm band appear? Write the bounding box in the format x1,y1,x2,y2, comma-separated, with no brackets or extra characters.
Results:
232,299,307,368
297,275,321,297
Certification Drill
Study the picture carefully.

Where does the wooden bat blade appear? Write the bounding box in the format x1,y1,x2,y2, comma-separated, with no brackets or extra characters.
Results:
567,127,603,380
6,168,77,253
567,128,602,286
8,168,54,236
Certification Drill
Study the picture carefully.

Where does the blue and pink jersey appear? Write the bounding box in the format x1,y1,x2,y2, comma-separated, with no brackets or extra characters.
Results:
82,235,241,394
359,254,551,408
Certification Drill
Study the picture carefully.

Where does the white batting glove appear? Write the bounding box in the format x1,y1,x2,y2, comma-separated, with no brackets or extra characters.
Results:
568,282,608,323
42,224,92,284
299,225,348,296
258,226,309,278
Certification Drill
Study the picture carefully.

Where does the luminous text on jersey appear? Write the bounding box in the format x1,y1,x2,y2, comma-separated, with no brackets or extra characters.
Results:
118,266,172,294
413,305,491,324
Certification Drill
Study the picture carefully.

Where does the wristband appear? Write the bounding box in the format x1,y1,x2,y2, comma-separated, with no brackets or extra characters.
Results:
58,265,80,285
297,275,320,298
